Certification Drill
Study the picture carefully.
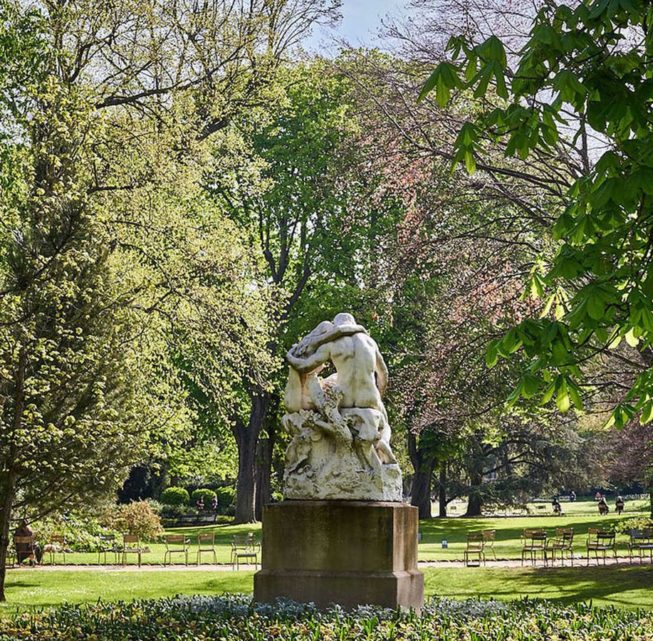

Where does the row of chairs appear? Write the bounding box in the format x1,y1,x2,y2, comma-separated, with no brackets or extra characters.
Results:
12,532,261,568
464,528,653,566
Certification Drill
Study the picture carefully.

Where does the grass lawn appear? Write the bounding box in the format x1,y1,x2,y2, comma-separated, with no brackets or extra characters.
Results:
2,565,651,613
35,499,650,566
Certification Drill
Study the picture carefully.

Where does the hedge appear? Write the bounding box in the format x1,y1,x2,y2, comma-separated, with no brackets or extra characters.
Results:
2,595,652,640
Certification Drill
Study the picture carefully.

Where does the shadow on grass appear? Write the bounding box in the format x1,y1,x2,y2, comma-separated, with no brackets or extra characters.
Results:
424,565,653,608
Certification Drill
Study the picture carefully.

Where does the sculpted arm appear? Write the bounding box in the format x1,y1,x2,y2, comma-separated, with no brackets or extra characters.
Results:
375,347,389,398
286,343,332,374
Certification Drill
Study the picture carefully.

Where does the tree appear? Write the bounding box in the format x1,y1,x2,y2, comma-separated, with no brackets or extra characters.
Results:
420,0,653,512
0,0,338,600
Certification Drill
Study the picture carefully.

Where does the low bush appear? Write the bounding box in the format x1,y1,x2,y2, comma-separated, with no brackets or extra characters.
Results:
102,501,164,541
2,595,652,640
216,486,235,513
160,487,190,506
30,516,120,552
191,488,217,506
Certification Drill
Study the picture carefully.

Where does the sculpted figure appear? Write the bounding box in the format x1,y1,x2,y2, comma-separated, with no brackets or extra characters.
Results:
281,313,401,501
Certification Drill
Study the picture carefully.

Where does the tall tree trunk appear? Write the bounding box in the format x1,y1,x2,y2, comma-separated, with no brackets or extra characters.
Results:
0,348,26,601
255,419,277,521
437,465,448,518
465,471,483,517
0,472,16,602
233,391,269,523
407,431,435,519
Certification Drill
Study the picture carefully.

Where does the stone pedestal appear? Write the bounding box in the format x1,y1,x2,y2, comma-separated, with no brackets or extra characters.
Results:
253,501,424,611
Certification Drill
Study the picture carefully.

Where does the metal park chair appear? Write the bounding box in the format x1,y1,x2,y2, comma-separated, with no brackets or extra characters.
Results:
47,534,66,565
13,535,36,565
628,529,653,565
121,534,143,567
231,533,260,569
463,532,485,567
482,530,497,561
521,529,548,566
163,534,191,566
586,528,616,565
97,534,119,564
547,528,574,566
196,532,218,565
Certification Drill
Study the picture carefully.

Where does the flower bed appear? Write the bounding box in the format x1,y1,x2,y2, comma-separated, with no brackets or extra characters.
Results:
1,595,652,640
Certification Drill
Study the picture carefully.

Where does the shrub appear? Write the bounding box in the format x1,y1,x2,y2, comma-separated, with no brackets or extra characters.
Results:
216,486,235,513
30,515,120,552
102,501,164,541
3,596,653,640
160,487,190,506
191,488,217,507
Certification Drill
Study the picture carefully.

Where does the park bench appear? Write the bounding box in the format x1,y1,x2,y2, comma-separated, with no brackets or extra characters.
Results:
163,534,191,566
628,529,653,565
463,532,485,567
231,533,260,569
586,528,616,565
547,528,574,566
521,529,547,566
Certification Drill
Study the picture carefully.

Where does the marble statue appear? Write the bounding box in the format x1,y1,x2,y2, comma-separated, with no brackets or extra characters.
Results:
281,313,402,501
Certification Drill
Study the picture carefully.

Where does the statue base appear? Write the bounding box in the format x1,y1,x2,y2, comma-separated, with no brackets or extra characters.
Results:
253,501,424,611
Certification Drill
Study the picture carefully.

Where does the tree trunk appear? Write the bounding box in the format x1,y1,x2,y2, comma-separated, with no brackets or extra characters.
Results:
233,391,269,523
255,419,276,521
0,348,26,601
437,465,447,518
0,473,16,602
465,471,483,517
407,430,435,519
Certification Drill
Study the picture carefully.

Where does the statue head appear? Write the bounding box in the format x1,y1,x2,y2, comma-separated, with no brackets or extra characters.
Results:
333,312,356,326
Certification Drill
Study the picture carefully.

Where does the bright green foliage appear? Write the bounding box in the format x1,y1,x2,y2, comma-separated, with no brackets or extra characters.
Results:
191,489,217,505
420,0,653,427
160,488,190,507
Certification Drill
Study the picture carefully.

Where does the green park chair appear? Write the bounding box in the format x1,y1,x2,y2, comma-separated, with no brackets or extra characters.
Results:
97,534,119,564
121,534,143,567
231,533,259,569
196,532,218,565
47,534,66,565
547,528,574,566
463,532,485,567
627,528,653,565
586,528,616,565
163,534,190,566
521,529,547,566
482,530,497,560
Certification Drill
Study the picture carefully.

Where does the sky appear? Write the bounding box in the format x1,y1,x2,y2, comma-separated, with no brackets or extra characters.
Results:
306,0,409,54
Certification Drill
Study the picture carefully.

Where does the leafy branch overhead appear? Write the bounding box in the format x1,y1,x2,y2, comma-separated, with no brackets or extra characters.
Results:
420,0,653,427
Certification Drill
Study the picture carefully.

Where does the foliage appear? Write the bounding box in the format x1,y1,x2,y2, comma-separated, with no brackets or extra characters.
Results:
160,488,190,507
1,595,653,640
191,489,217,506
419,0,653,429
615,516,653,536
216,487,236,512
29,516,120,553
101,501,163,542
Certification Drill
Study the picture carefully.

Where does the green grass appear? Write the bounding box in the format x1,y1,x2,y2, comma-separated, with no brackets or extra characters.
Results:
2,566,651,613
37,499,650,566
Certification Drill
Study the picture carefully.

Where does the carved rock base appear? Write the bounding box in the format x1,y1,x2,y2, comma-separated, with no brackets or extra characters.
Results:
253,501,424,611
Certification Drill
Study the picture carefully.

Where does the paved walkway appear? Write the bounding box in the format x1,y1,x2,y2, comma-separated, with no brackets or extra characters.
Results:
9,557,650,571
